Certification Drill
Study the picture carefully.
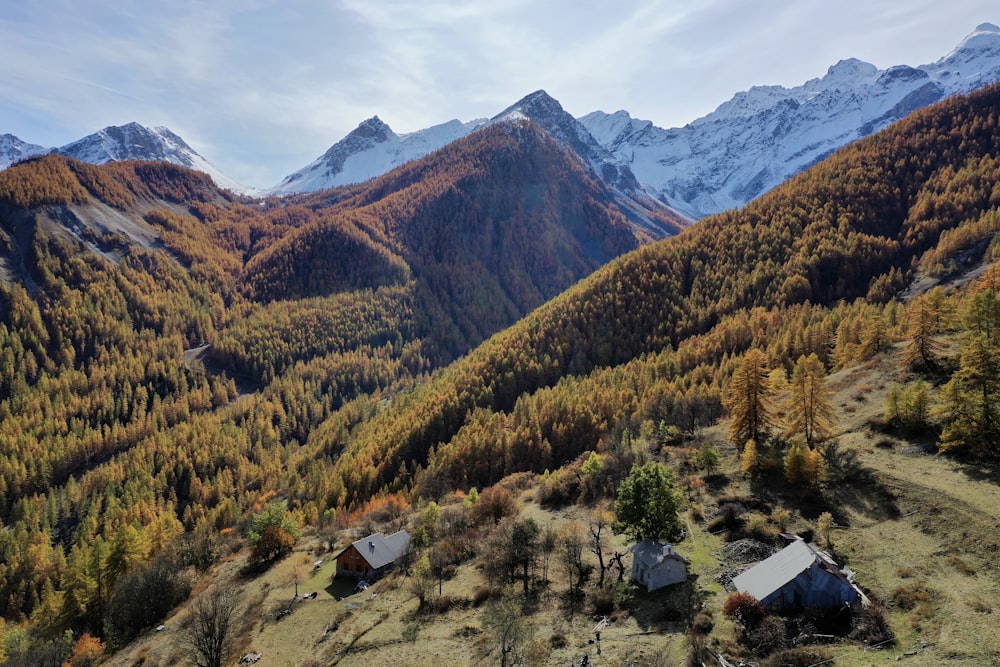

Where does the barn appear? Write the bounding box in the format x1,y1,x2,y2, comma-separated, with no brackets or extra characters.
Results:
630,541,689,591
732,538,865,611
334,530,411,581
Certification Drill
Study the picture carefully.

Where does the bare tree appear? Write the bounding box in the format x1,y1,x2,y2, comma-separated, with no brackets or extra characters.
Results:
180,588,238,667
588,503,613,587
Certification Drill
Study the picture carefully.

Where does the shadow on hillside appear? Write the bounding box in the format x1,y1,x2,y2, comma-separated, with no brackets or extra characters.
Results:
817,443,901,523
326,576,360,602
955,460,1000,485
749,441,901,526
628,578,697,633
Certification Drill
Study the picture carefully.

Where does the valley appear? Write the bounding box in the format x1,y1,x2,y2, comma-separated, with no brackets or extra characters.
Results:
0,28,999,667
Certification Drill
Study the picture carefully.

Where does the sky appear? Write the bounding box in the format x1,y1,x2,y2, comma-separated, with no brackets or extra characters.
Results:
0,1,996,188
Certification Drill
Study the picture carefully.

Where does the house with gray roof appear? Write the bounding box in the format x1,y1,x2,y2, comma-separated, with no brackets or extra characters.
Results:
630,541,689,591
334,530,410,581
732,538,865,611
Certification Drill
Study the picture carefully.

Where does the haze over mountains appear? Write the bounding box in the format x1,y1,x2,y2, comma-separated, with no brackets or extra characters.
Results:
3,23,999,222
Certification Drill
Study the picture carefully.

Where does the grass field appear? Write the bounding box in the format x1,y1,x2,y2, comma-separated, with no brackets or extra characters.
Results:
107,337,1000,667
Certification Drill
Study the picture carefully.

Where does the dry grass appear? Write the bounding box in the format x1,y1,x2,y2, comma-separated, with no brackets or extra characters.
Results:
108,337,1000,666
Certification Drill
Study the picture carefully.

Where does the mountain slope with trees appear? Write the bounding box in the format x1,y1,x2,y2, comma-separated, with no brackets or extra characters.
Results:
315,83,1000,507
0,82,1000,662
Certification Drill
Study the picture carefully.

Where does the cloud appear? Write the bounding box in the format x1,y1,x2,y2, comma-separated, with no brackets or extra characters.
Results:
0,0,996,186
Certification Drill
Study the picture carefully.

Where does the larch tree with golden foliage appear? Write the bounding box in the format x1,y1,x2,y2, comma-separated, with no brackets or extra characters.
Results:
784,353,835,445
903,291,946,370
725,349,775,450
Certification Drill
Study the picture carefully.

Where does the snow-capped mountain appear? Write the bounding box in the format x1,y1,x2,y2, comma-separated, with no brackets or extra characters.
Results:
486,90,687,238
265,116,486,195
270,90,686,237
579,22,1000,220
489,90,643,194
0,134,46,170
56,123,249,193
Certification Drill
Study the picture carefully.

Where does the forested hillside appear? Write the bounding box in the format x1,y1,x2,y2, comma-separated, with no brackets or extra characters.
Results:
316,83,1000,506
0,118,653,652
0,83,999,662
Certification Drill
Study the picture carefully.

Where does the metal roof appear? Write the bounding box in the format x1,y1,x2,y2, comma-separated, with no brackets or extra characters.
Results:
731,539,817,601
630,540,689,568
337,530,410,570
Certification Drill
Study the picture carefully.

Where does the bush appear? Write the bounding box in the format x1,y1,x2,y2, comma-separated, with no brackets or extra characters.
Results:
849,604,895,646
104,557,192,648
471,587,492,607
690,610,714,637
590,586,616,616
760,646,832,667
723,592,766,636
747,615,787,656
471,486,516,526
890,582,932,611
746,513,778,543
707,502,746,534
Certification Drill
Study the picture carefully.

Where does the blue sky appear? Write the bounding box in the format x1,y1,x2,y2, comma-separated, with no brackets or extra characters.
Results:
0,1,995,187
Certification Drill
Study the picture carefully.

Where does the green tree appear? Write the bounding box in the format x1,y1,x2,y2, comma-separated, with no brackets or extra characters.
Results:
613,462,684,543
409,554,434,610
784,353,835,445
937,289,1000,457
481,591,532,667
247,501,301,546
725,349,775,449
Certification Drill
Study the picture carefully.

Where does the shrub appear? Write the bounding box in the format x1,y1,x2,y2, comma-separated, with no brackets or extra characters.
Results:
890,582,932,611
471,486,516,526
723,592,766,634
747,615,788,656
471,587,492,607
849,604,894,646
760,647,832,667
707,502,745,533
590,585,616,616
690,610,714,637
746,513,778,543
105,557,192,648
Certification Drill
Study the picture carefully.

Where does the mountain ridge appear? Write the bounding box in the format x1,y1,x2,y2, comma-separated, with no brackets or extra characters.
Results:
580,22,1000,219
0,123,249,194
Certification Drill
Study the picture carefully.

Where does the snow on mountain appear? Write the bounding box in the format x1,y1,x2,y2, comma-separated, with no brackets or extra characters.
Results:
579,23,1000,220
488,90,643,195
56,123,249,194
0,134,47,170
485,91,689,238
265,116,486,195
267,90,650,205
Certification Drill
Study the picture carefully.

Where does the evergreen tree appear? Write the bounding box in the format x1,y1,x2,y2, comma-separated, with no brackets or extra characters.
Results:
937,290,1000,458
784,353,835,445
902,292,945,370
725,349,775,449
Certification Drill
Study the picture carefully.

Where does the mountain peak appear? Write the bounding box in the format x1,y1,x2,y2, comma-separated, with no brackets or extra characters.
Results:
53,122,247,193
937,22,1000,59
494,90,564,123
0,133,48,170
356,115,392,134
